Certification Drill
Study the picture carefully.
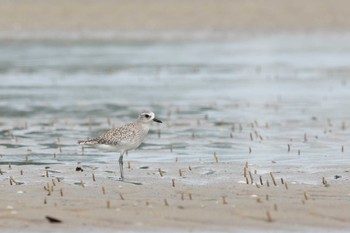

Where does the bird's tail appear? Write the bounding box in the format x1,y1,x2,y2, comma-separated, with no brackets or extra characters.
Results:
78,138,98,145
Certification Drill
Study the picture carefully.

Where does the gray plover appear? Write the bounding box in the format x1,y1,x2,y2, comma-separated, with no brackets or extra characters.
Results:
78,111,162,180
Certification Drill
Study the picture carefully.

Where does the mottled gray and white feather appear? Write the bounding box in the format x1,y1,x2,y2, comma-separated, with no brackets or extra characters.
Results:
78,111,162,153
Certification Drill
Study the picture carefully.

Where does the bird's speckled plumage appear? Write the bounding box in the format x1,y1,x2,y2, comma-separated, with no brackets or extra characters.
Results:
81,122,149,150
78,111,162,180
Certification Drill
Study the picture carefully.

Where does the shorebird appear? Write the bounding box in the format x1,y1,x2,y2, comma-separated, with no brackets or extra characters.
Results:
78,111,162,180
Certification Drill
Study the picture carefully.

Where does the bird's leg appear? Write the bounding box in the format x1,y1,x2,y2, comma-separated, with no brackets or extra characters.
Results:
118,151,125,181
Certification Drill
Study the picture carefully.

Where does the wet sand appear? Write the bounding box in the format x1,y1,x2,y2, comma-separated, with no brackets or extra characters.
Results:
1,161,349,232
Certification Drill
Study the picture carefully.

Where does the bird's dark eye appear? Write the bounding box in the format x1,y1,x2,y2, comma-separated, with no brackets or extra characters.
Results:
145,114,150,118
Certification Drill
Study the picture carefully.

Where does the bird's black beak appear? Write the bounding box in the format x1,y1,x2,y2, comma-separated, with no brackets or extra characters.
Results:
153,118,162,123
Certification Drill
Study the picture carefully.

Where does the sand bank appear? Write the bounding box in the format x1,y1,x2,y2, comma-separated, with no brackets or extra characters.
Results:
1,161,349,232
1,0,350,39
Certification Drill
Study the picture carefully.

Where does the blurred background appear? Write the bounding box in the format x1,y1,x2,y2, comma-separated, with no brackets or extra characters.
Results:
0,0,349,166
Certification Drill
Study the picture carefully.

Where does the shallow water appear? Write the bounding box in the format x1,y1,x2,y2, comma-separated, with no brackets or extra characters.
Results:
1,34,350,169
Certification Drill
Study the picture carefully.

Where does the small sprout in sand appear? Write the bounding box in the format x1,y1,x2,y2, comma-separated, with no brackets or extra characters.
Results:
341,145,344,153
164,199,169,206
266,180,270,187
175,157,178,162
179,169,183,177
9,176,18,185
128,161,131,169
172,179,175,187
266,211,273,222
44,198,47,205
158,168,164,177
288,144,291,152
322,177,328,186
249,147,252,154
250,133,253,141
52,179,56,186
303,191,309,200
102,186,106,195
222,196,228,205
256,197,262,203
20,170,23,176
45,170,49,177
107,200,111,209
188,166,192,171
245,177,249,184
280,178,284,185
285,182,288,190
214,152,218,163
119,193,125,200
60,188,63,197
248,171,253,184
259,176,263,185
244,167,247,177
92,173,96,182
9,163,12,169
270,172,277,186
0,168,3,175
189,193,193,200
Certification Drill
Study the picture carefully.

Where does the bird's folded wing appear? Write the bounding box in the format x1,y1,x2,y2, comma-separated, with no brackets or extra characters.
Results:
97,124,136,145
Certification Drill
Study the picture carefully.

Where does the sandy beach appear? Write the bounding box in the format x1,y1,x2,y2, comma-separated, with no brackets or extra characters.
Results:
1,0,350,39
1,1,350,232
1,160,350,232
